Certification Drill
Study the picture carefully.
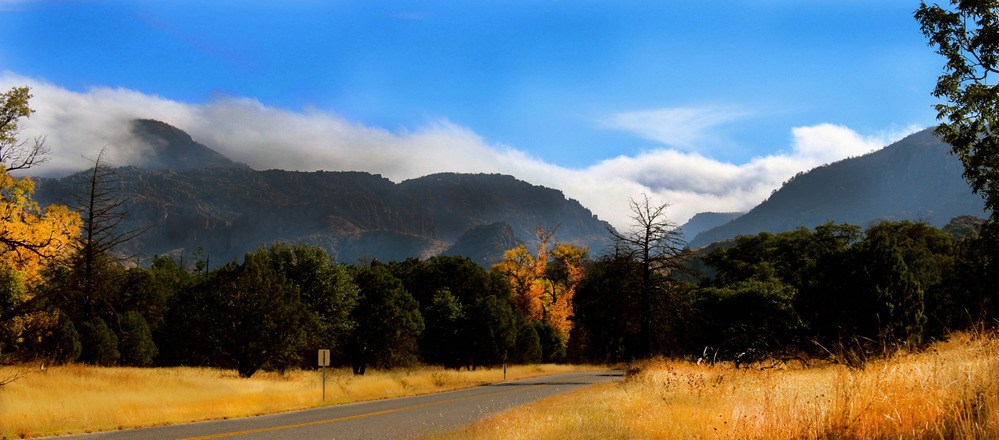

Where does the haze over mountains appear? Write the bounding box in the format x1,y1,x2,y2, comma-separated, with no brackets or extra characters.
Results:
686,128,986,248
33,120,612,266
30,120,987,265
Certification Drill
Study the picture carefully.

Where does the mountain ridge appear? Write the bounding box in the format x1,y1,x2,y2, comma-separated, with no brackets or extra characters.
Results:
32,120,612,265
689,128,987,247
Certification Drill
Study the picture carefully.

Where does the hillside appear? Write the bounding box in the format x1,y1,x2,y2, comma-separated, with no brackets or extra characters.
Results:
678,212,743,243
33,120,611,265
689,128,986,248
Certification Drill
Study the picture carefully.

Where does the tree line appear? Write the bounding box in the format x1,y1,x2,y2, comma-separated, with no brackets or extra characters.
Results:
5,168,993,376
3,229,580,377
573,214,996,368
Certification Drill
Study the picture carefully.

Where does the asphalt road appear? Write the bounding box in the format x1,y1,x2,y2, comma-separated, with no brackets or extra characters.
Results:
60,369,623,440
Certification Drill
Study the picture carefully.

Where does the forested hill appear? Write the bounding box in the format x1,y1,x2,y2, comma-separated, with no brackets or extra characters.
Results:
689,128,986,248
33,120,612,266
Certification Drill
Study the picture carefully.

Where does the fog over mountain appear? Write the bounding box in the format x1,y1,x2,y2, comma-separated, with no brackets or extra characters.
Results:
3,73,922,230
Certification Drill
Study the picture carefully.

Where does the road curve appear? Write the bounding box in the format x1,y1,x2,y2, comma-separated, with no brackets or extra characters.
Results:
61,369,623,440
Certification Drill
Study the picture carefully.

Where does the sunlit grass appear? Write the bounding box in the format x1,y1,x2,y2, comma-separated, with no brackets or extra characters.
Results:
436,332,999,439
0,363,590,439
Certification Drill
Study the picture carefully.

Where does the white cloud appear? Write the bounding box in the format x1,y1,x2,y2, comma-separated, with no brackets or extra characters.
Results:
789,123,919,164
0,73,922,232
600,106,751,152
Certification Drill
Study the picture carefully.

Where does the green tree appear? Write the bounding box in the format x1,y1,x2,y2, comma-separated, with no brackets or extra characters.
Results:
390,256,515,368
421,289,465,368
162,251,311,377
464,294,517,368
695,277,799,366
857,221,953,349
569,254,643,363
703,223,860,292
533,321,566,363
917,2,999,220
698,223,861,363
79,317,119,366
260,243,358,365
118,311,157,366
939,219,998,328
119,256,190,334
511,318,542,364
348,263,423,374
46,317,81,364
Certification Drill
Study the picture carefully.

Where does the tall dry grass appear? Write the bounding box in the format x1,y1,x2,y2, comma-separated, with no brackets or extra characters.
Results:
0,363,587,439
437,332,999,439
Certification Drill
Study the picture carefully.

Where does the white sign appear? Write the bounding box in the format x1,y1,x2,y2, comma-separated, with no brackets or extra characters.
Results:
318,349,331,367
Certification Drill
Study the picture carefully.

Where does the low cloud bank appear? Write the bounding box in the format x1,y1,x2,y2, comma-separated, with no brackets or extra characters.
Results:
1,72,919,231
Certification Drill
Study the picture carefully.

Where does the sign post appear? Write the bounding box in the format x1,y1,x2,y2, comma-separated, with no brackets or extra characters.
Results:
318,349,331,401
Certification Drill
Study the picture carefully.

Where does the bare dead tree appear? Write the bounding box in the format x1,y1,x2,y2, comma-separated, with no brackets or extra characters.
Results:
608,194,690,357
71,148,148,319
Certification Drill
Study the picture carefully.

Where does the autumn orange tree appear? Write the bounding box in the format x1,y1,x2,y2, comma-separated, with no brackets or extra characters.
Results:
0,87,82,360
493,226,586,341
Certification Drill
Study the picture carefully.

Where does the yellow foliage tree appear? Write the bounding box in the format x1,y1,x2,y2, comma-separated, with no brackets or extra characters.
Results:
0,87,82,352
540,243,586,340
495,244,545,322
493,227,587,341
0,172,81,288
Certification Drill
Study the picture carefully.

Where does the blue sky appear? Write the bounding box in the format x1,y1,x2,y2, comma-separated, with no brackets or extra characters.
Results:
0,0,943,228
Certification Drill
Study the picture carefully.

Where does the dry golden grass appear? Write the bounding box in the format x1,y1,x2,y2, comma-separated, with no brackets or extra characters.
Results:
0,363,589,439
436,332,999,440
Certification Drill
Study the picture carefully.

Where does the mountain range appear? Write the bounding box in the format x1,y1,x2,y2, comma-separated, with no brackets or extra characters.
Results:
687,128,987,248
30,120,989,265
32,120,612,266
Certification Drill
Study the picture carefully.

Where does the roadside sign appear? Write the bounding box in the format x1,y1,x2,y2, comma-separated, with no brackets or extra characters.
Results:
319,349,331,401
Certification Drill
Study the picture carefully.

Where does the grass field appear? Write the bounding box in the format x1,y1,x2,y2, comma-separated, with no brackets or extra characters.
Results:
436,332,999,439
0,363,589,439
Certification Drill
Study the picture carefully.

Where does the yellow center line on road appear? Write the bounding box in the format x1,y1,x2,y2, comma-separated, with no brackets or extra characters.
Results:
178,381,560,440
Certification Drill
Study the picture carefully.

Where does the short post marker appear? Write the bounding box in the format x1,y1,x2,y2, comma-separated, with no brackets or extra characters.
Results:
318,349,331,401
